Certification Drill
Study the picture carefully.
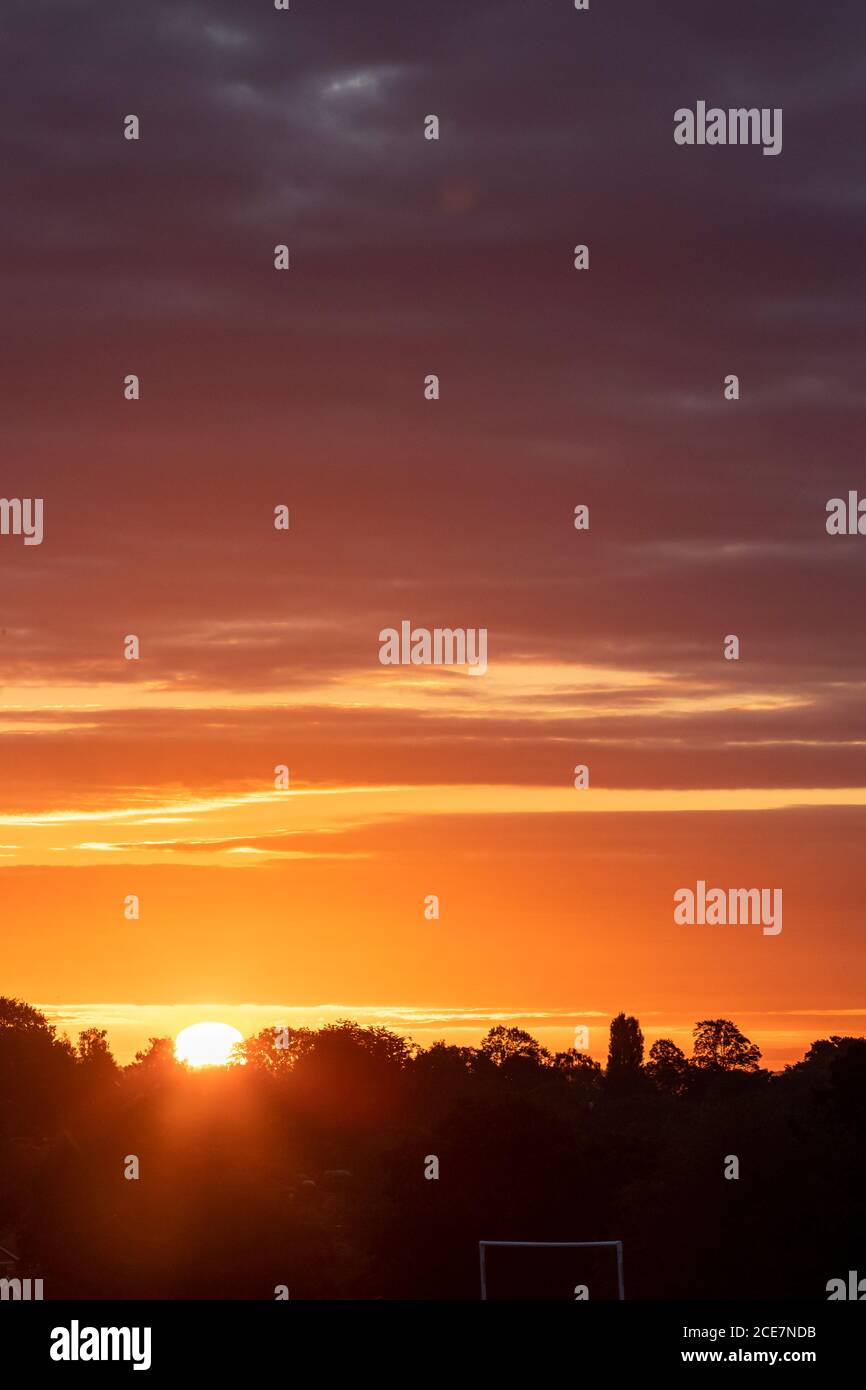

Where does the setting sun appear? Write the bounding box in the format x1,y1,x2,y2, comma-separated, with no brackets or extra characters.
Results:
175,1021,244,1069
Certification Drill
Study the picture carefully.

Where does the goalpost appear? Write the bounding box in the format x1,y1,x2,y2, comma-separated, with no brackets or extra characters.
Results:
478,1239,625,1301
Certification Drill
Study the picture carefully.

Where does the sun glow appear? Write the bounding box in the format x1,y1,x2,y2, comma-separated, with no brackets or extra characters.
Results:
175,1021,244,1068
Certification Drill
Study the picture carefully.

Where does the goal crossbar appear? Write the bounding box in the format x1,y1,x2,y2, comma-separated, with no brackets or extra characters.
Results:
478,1239,624,1301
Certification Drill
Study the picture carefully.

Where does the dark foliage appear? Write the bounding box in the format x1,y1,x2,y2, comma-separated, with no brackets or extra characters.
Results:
0,998,862,1299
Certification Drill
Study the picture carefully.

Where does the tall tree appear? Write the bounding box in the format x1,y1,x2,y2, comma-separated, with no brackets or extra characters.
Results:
0,996,75,1136
606,1011,644,1085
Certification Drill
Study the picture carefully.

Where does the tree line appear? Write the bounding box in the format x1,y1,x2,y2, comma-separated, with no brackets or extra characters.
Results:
1,997,864,1298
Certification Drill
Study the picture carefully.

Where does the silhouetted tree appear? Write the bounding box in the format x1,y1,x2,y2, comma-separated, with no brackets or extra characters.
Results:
691,1019,761,1072
828,1037,866,1133
0,997,57,1035
413,1041,476,1078
787,1035,859,1075
552,1048,602,1074
237,1024,314,1072
0,997,75,1137
126,1037,181,1092
409,1042,478,1118
646,1038,690,1095
551,1048,603,1103
291,1021,414,1129
77,1028,117,1068
606,1012,645,1093
74,1028,119,1101
479,1026,551,1072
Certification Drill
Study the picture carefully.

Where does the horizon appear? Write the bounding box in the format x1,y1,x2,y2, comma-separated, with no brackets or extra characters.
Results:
33,998,866,1070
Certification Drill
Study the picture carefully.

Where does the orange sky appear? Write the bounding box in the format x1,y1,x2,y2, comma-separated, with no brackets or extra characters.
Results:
2,0,865,1069
3,746,865,1064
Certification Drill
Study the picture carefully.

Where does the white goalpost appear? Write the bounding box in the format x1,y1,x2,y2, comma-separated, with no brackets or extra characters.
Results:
478,1239,625,1301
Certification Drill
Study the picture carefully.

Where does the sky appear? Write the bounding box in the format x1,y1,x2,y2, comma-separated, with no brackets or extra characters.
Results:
2,0,865,1065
